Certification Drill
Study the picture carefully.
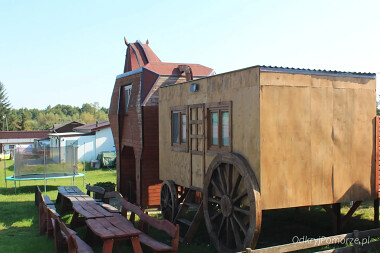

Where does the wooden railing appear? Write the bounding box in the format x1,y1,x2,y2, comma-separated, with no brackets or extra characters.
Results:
244,228,380,253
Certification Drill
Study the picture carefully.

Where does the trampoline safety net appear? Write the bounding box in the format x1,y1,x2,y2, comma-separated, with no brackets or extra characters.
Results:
14,145,78,179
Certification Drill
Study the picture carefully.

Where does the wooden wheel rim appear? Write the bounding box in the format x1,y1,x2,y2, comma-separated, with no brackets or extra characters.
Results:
160,180,178,222
203,153,262,252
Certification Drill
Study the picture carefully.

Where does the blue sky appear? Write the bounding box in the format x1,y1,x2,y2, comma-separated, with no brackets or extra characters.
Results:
0,0,379,109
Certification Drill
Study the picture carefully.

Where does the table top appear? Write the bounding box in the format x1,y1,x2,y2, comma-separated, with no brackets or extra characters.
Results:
58,186,83,194
58,186,95,203
72,202,114,219
86,215,142,239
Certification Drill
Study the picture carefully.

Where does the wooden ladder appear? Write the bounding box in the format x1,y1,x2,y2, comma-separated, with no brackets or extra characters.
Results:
174,188,203,243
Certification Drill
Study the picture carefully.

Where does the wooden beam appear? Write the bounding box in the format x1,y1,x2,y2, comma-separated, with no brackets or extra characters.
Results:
340,201,362,231
374,198,379,228
322,203,341,234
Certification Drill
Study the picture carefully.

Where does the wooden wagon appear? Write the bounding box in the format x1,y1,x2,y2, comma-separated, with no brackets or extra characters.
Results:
158,66,377,252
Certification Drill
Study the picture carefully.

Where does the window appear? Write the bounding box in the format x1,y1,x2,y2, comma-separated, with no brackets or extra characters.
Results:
124,85,132,112
171,106,188,152
207,101,232,152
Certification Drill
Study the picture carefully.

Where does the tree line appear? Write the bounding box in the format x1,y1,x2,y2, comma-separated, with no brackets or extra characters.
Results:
0,81,109,131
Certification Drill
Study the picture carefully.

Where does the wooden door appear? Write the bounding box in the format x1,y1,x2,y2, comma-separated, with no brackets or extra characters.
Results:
189,104,205,189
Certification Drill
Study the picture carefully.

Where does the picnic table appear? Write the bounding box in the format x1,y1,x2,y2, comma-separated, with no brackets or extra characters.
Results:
70,202,114,228
86,215,143,253
57,186,96,212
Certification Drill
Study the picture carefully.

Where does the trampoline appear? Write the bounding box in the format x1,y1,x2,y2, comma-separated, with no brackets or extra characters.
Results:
4,145,85,193
6,172,84,181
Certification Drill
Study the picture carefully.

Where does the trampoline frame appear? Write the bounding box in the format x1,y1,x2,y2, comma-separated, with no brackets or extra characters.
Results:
3,145,86,193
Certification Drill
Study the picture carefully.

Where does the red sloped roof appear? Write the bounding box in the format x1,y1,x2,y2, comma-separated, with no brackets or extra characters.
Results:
124,40,162,72
0,130,51,139
73,121,110,133
144,62,214,77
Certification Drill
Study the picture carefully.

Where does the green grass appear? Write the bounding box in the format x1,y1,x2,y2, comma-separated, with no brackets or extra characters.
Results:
1,158,380,252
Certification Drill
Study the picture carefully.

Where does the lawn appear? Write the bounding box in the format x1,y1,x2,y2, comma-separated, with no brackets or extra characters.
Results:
0,159,380,252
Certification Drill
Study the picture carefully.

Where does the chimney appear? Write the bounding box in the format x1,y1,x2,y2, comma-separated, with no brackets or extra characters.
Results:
178,65,193,81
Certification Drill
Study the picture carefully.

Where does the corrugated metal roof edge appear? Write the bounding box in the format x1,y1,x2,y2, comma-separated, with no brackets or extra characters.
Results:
160,65,376,88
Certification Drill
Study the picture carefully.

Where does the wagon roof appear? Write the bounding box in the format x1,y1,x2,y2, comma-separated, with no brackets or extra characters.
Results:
160,65,376,88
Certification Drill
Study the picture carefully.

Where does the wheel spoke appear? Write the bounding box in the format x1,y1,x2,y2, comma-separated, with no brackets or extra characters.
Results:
234,206,250,216
230,216,243,249
232,213,247,235
217,165,227,194
233,190,247,204
208,197,221,205
210,211,222,221
227,164,233,196
211,178,224,196
226,218,232,247
217,216,226,237
231,174,242,197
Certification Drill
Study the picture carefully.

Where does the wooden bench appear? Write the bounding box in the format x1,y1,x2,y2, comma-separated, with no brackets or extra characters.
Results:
121,199,180,253
52,212,93,253
100,191,123,213
86,184,105,202
36,186,56,236
35,185,54,207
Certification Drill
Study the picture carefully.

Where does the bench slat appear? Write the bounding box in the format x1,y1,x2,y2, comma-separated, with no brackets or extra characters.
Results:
73,234,94,253
139,233,173,252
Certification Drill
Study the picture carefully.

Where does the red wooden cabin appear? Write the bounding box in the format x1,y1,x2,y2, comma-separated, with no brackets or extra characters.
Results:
109,39,214,208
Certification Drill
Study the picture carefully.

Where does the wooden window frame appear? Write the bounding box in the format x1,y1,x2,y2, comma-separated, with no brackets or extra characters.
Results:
170,105,188,152
206,101,232,154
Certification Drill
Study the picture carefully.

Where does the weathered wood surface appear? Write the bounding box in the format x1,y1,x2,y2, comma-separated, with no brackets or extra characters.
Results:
85,215,143,253
260,72,376,209
121,198,180,252
57,217,94,253
86,184,106,200
159,66,376,210
73,202,114,219
58,186,96,212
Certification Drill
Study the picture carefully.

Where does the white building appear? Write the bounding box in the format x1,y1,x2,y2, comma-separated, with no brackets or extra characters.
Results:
49,121,115,163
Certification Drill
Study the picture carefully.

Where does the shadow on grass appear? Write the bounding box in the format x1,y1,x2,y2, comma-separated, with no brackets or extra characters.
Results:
0,184,61,195
0,201,37,230
257,204,378,251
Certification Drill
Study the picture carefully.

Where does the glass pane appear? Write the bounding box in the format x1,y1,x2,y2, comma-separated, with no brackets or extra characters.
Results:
211,112,218,145
172,113,179,144
222,112,229,146
124,85,132,112
181,114,187,143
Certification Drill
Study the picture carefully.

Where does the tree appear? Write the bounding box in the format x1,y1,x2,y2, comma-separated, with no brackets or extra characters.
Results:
0,82,11,130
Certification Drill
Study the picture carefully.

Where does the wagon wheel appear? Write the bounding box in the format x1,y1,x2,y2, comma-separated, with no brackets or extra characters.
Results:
160,180,178,222
203,153,262,252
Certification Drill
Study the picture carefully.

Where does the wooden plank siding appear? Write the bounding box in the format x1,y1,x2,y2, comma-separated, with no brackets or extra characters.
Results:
159,66,377,210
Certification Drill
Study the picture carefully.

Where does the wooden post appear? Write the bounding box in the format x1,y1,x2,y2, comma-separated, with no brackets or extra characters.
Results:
375,198,379,228
333,203,341,234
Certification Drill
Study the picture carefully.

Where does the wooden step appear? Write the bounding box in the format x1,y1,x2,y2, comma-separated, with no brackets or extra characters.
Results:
177,218,192,226
184,202,199,210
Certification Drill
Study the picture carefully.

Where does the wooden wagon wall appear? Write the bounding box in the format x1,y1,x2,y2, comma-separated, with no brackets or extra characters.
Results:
159,66,376,210
159,67,261,190
260,72,376,209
